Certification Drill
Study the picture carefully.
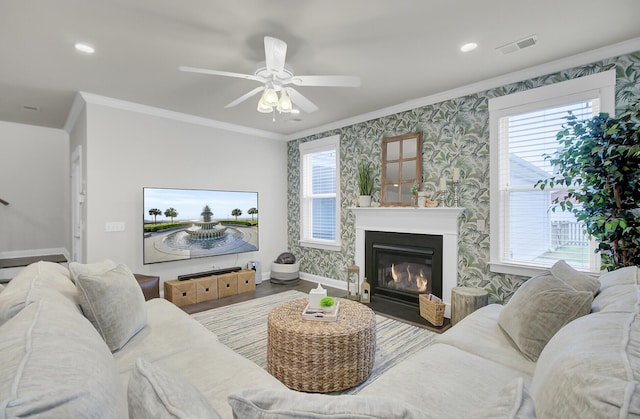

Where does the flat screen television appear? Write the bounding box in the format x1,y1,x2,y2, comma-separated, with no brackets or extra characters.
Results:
143,187,258,265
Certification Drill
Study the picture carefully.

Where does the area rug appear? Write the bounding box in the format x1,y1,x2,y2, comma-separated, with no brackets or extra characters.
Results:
191,290,435,394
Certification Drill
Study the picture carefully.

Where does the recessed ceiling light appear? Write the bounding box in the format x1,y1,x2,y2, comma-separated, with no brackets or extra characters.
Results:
74,43,95,54
460,42,478,53
290,109,300,114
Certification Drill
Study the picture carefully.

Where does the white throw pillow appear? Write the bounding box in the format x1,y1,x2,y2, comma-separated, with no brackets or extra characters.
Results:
228,388,426,418
128,358,220,419
498,273,592,361
76,263,147,351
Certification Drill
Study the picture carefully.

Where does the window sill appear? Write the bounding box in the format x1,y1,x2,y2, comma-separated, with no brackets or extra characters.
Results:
299,239,341,252
490,261,599,278
489,262,548,278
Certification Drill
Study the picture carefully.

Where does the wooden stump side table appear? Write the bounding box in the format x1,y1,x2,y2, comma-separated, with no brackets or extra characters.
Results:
267,298,376,393
451,286,489,325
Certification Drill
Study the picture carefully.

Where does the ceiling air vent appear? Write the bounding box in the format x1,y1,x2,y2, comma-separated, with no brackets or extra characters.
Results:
496,35,537,55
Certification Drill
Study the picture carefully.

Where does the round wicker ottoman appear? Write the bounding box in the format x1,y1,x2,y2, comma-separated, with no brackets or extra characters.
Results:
267,297,376,393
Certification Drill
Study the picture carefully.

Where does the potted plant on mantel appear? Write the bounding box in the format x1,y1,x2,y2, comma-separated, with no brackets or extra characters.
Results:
535,105,640,271
358,162,374,207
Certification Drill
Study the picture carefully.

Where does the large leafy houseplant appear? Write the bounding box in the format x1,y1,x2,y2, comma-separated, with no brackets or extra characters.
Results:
535,105,640,270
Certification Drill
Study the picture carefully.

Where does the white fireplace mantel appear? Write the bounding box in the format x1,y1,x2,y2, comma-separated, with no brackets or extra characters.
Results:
350,207,464,318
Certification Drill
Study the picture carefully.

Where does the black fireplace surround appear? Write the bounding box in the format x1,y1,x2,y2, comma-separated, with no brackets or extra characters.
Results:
365,231,443,306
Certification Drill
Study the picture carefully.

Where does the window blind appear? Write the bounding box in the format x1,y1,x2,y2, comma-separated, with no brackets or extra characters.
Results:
499,99,598,268
299,135,340,249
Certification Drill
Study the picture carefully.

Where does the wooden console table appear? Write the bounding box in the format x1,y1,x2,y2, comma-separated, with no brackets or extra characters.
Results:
164,269,255,307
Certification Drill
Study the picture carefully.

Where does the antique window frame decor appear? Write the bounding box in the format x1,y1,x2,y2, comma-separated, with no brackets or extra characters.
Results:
381,131,423,206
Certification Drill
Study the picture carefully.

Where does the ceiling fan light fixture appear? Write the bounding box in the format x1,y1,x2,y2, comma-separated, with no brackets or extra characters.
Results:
257,99,273,113
260,86,279,107
276,88,293,113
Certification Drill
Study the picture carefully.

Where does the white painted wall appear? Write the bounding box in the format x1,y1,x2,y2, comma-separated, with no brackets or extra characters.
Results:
82,103,288,283
0,121,70,254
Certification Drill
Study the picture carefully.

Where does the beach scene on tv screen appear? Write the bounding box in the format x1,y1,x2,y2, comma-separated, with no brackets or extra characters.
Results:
143,188,258,264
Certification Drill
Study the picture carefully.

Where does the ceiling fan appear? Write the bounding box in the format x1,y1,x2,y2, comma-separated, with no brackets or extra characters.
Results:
179,36,360,115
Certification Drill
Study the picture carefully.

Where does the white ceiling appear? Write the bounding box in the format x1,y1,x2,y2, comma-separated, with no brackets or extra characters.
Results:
2,0,640,137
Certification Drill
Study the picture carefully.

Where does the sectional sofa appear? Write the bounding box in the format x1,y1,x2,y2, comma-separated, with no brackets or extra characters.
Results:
0,259,638,418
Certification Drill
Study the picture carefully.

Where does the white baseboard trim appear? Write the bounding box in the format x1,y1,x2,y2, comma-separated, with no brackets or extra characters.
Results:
299,272,347,291
0,247,70,260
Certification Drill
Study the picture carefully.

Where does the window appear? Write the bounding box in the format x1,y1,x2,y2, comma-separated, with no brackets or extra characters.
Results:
299,135,341,251
489,70,615,276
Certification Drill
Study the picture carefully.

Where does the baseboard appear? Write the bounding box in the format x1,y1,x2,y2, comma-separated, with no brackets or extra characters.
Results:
298,272,347,291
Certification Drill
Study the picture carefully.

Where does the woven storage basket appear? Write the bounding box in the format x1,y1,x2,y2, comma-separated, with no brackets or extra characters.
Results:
419,294,445,326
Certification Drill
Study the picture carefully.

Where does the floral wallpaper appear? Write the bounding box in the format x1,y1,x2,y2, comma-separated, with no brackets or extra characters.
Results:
287,51,640,303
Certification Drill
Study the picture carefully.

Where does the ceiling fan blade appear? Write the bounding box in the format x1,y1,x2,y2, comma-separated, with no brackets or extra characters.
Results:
264,36,287,74
287,87,319,113
178,66,263,82
290,75,361,87
224,86,265,108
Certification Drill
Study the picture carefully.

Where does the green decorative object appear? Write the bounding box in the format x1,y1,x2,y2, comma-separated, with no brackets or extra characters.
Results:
358,162,373,196
536,105,640,270
320,296,335,308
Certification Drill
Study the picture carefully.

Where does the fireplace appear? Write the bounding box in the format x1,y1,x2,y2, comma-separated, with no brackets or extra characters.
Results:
351,206,464,320
366,231,443,306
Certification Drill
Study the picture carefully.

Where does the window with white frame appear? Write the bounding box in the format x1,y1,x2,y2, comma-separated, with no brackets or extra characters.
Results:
489,70,616,277
299,135,341,251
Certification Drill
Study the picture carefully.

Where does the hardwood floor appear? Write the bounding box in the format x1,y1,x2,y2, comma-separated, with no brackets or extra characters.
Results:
179,278,347,315
179,278,450,332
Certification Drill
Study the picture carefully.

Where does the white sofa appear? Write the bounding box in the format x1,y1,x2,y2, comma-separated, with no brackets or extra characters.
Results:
1,260,639,418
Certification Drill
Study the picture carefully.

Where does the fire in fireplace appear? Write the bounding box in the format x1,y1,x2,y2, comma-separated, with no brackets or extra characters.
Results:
365,231,443,306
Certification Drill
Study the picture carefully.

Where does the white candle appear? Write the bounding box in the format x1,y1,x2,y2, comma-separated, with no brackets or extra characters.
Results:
438,177,446,191
453,168,460,182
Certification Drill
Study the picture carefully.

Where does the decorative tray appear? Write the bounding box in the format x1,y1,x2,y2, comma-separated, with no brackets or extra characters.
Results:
301,301,340,322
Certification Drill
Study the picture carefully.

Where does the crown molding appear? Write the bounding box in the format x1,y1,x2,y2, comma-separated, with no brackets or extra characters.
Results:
285,37,640,141
63,38,640,143
70,92,286,141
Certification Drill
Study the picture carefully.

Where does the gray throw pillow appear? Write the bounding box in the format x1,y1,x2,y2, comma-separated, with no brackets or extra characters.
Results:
69,259,117,284
128,358,220,419
76,263,147,352
550,260,600,295
498,273,592,361
472,377,537,419
228,388,426,418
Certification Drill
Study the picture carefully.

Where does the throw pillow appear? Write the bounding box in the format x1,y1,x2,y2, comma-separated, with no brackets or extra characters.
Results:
228,388,426,419
76,263,147,352
128,358,220,419
471,377,537,419
498,273,592,361
550,259,600,295
69,259,117,284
